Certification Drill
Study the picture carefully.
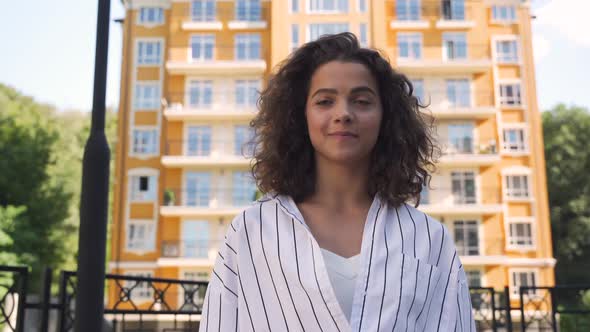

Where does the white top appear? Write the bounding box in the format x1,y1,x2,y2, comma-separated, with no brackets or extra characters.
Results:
199,193,476,332
320,248,361,322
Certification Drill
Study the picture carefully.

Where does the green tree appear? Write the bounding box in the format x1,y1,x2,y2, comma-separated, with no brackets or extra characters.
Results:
0,84,75,287
542,103,590,285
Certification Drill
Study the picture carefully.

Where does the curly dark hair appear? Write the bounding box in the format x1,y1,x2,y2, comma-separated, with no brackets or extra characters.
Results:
250,32,439,207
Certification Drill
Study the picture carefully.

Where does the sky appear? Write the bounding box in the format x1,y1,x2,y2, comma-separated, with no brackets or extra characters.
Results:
0,0,588,112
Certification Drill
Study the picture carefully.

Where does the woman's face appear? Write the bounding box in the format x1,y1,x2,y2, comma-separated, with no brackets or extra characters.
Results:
305,60,383,165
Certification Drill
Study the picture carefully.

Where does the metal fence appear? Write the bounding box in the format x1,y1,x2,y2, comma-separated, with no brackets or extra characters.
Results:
1,265,589,332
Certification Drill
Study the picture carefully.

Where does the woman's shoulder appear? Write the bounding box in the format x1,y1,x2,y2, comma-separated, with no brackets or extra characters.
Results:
391,202,451,240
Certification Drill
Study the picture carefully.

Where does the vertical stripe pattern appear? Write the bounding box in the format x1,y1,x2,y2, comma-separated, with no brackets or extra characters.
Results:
199,196,475,332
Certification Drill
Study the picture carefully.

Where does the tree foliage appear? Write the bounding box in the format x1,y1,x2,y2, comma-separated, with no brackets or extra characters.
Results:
0,83,117,288
543,103,590,284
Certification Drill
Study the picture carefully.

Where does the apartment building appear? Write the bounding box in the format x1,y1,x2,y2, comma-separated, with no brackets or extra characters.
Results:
110,0,554,318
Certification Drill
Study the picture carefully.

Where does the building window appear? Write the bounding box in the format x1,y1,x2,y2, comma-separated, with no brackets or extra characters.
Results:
448,123,474,154
188,80,213,108
397,0,421,21
236,0,261,21
496,40,519,63
185,172,211,207
359,23,368,47
235,80,260,108
451,171,476,204
412,79,425,104
182,221,210,258
510,270,537,297
132,128,158,155
398,33,422,60
290,0,299,13
443,33,467,60
125,272,154,301
186,126,212,156
466,270,482,287
138,7,164,25
492,5,516,23
130,175,157,201
358,0,367,13
499,83,522,106
453,220,479,256
235,34,261,60
442,0,465,20
234,125,255,157
191,0,216,21
502,127,526,152
190,35,215,61
309,0,348,13
126,221,156,251
291,24,299,52
308,23,349,41
446,79,470,107
505,174,530,199
134,82,160,110
508,219,534,248
136,40,162,65
233,171,257,206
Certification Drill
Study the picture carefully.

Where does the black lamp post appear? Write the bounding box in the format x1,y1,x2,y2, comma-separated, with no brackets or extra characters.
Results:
74,0,111,331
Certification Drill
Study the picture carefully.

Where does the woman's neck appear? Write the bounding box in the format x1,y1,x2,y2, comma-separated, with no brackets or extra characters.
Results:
307,155,372,210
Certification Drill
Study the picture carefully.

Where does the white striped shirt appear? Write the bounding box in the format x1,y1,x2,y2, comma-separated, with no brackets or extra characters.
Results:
199,194,476,332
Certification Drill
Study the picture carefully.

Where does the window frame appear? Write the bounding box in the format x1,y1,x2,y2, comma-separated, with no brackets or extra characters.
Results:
308,0,349,14
442,32,467,60
498,81,523,107
137,7,165,25
397,32,423,60
130,127,159,157
502,125,528,153
396,0,421,21
133,81,161,111
189,34,215,61
235,34,261,60
307,23,349,42
506,217,536,250
125,271,154,302
451,170,477,204
191,0,216,22
491,5,517,23
235,0,262,21
126,220,156,252
452,219,480,256
136,39,164,66
509,268,539,299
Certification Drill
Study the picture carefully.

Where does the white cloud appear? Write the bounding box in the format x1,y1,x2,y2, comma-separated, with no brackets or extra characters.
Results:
532,35,550,62
534,0,590,47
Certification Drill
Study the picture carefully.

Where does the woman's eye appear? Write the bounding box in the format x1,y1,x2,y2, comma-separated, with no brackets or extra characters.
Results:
316,99,333,106
355,99,372,106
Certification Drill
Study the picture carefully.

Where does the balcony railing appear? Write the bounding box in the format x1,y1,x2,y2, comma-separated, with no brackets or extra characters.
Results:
181,5,270,23
163,91,259,112
162,187,258,209
161,240,222,259
164,139,255,159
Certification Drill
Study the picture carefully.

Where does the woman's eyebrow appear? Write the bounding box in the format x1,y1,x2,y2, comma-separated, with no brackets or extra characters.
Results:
310,86,377,98
310,88,338,98
350,86,377,96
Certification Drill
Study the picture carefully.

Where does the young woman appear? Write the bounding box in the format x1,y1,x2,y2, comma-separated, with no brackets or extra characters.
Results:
199,32,475,332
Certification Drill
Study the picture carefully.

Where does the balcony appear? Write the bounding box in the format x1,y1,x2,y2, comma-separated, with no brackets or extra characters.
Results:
181,5,269,31
435,3,476,29
158,240,224,266
166,59,266,76
163,92,257,121
418,187,503,215
160,187,256,217
161,139,253,167
437,142,500,167
396,58,492,74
